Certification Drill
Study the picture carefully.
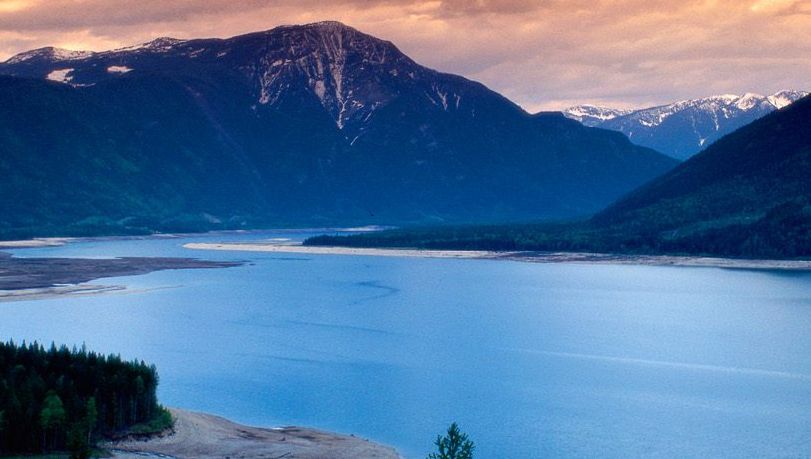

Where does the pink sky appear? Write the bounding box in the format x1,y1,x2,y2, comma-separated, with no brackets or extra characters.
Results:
0,0,809,111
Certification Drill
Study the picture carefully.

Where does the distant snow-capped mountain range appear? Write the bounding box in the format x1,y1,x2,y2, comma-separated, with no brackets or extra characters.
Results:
564,91,808,159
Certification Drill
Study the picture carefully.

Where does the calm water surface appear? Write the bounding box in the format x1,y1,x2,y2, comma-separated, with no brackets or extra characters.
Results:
3,231,811,458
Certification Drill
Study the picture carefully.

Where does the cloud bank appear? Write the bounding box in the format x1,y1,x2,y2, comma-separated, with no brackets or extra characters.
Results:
0,0,809,111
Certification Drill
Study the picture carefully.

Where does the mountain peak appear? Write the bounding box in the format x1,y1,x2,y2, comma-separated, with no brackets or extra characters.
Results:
563,90,808,159
144,37,186,49
303,20,356,31
245,21,417,129
5,46,93,64
0,22,420,132
562,105,633,125
768,89,807,109
268,20,368,41
111,36,186,53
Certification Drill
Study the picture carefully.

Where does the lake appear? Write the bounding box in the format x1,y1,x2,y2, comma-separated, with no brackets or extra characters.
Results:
3,231,811,458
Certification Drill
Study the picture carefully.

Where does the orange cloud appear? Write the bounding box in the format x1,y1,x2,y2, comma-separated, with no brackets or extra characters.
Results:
0,0,32,13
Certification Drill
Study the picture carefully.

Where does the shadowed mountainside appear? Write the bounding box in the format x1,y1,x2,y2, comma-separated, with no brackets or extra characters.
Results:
0,22,676,238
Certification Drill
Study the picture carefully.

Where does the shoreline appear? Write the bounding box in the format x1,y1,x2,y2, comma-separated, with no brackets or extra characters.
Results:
184,241,497,259
0,237,73,249
0,253,240,302
108,408,400,459
0,284,126,303
0,226,390,249
184,242,811,271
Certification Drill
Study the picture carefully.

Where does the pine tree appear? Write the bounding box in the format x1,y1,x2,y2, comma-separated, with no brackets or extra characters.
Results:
40,391,66,450
85,397,98,443
0,340,167,453
427,422,474,459
68,422,90,459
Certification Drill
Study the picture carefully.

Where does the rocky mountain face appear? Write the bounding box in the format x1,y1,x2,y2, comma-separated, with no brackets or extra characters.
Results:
564,91,808,160
0,22,677,238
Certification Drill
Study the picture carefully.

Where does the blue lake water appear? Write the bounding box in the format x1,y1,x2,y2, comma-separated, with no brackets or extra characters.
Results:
3,231,811,458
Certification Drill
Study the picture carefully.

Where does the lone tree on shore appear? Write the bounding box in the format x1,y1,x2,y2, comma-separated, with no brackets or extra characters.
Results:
428,422,474,459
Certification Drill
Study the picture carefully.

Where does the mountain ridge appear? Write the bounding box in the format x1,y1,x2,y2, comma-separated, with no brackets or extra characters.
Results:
563,90,808,159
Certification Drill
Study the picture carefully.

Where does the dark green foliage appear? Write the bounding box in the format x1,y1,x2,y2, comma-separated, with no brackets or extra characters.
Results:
0,340,167,454
67,422,90,459
306,201,811,259
127,407,173,435
40,391,66,450
83,397,97,445
428,423,474,459
305,221,578,251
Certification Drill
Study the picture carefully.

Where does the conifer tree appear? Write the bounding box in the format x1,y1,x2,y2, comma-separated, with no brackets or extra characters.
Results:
85,397,98,443
428,422,474,459
40,391,66,450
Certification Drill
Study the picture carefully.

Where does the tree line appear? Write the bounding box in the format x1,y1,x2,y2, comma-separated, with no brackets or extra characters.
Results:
305,198,811,260
0,340,171,456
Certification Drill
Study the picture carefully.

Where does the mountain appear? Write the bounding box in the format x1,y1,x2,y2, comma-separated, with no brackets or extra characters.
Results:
562,105,633,125
564,91,808,160
0,21,677,238
589,93,811,257
310,94,811,258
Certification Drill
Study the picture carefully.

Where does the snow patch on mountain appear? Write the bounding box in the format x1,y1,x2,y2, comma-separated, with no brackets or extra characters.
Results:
46,68,74,83
563,105,633,126
735,93,764,110
6,47,93,64
106,65,132,74
768,90,808,109
114,37,187,54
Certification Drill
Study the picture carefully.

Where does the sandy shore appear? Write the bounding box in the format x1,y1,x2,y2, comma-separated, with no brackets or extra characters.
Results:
0,237,71,248
499,251,811,270
184,242,499,259
0,284,126,302
185,242,811,271
108,408,400,459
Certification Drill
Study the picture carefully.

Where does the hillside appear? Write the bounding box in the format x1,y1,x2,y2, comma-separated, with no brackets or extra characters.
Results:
590,94,811,257
310,95,811,258
0,22,677,238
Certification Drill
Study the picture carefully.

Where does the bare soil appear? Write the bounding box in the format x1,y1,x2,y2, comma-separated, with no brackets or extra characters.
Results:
108,408,400,459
